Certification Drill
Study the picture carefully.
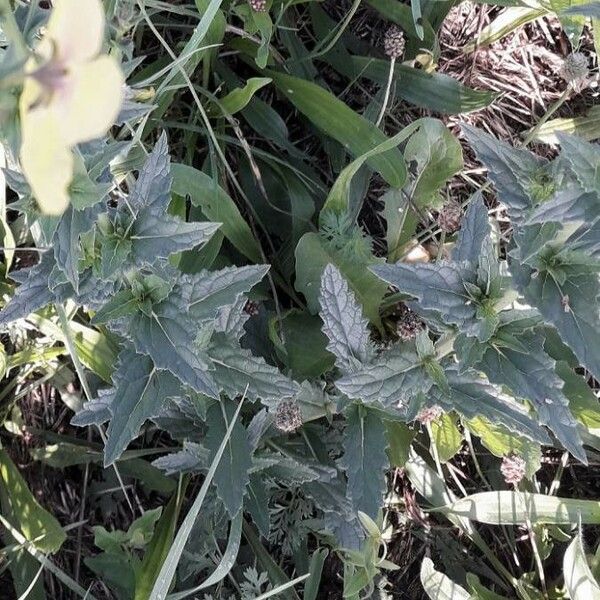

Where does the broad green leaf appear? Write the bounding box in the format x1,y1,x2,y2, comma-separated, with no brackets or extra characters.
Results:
332,56,497,114
130,296,218,397
453,193,490,266
0,448,66,553
563,531,600,599
295,232,387,326
217,77,272,114
432,370,550,445
385,421,415,467
445,491,600,525
431,413,463,463
150,396,243,600
320,121,422,222
0,254,56,325
371,262,475,328
129,133,173,213
205,401,252,517
463,7,546,52
403,119,463,210
463,125,545,222
130,212,219,264
52,204,99,291
383,189,409,262
104,351,181,466
246,474,270,538
340,404,389,518
269,71,407,188
556,133,600,193
208,336,298,407
526,106,600,144
476,328,584,462
466,417,541,479
152,441,209,475
134,481,188,600
556,361,600,432
181,264,269,321
420,557,471,600
551,0,587,40
335,345,428,408
171,163,261,262
271,310,335,380
319,264,373,373
512,259,600,385
303,548,329,600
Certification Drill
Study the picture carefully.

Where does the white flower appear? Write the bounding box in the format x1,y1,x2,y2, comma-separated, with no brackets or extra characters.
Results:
19,0,124,215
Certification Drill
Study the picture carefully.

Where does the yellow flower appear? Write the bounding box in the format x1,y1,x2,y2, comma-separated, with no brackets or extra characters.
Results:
19,0,124,216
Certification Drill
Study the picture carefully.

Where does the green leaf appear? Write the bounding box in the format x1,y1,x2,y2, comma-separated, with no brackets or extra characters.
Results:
205,401,252,517
453,194,491,266
526,106,600,145
371,261,475,328
0,448,66,553
150,394,243,600
420,557,471,600
556,133,600,193
209,336,298,407
104,351,181,466
403,118,463,210
340,403,389,518
130,211,219,264
563,530,600,599
134,481,188,600
445,491,600,525
295,232,387,326
466,417,541,479
303,548,329,600
272,310,335,380
385,421,415,467
128,133,173,212
130,295,218,397
152,441,209,475
268,71,407,188
512,258,600,384
217,77,272,114
171,163,261,262
463,125,545,222
181,264,269,321
335,345,427,408
319,263,373,373
52,204,99,291
246,474,270,538
431,413,463,463
330,55,497,114
0,253,56,325
320,121,422,222
463,7,547,52
476,327,584,462
432,369,551,445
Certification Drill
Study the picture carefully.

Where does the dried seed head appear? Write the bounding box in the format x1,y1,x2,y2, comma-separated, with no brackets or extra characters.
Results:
243,300,260,316
275,400,302,432
416,405,443,425
500,454,526,486
383,25,406,60
396,305,424,341
560,52,589,86
248,0,267,11
437,201,463,234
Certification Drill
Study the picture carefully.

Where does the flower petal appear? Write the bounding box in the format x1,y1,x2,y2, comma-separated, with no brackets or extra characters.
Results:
46,0,105,64
59,56,124,146
20,109,73,216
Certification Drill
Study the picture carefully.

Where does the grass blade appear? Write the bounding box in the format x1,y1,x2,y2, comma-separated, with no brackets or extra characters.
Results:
150,394,245,600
